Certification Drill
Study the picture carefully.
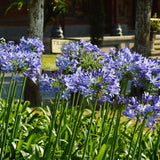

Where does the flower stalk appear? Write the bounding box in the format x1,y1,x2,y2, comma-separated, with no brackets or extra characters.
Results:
82,91,99,160
109,107,122,160
0,79,17,160
0,72,5,97
131,116,146,160
11,76,27,139
127,116,139,160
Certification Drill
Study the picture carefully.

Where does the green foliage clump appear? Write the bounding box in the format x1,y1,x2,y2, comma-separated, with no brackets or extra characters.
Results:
0,91,160,159
150,13,160,31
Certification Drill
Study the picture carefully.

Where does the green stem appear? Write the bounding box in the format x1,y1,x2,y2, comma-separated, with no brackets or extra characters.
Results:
0,72,5,97
82,91,99,160
97,102,109,151
0,73,14,156
70,92,79,130
67,95,84,160
120,79,129,96
105,107,116,145
6,73,14,103
131,117,146,160
102,108,116,159
137,133,143,160
0,73,14,124
52,98,67,159
11,76,27,139
71,92,76,107
127,116,139,160
154,128,160,159
0,79,17,160
43,93,61,159
109,107,122,160
71,92,80,126
70,92,76,117
9,79,17,104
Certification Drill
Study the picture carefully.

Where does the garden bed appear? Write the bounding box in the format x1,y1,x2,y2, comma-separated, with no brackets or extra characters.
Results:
0,37,160,159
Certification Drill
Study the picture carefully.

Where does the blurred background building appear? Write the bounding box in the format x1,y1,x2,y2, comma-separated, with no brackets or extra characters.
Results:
0,0,160,41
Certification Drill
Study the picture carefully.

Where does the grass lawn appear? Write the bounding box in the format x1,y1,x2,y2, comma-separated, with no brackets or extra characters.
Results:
41,54,59,71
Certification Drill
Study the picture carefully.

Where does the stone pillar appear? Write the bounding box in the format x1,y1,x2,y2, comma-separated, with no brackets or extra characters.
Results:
111,0,122,36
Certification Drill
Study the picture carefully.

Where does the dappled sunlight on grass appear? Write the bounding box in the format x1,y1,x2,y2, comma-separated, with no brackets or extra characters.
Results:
42,54,59,71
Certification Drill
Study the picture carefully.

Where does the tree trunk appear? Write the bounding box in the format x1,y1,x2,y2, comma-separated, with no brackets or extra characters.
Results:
89,0,105,47
134,0,152,57
28,0,44,40
131,0,152,98
24,0,44,106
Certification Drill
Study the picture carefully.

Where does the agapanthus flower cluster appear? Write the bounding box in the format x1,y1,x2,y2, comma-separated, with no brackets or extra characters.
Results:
101,48,160,92
56,40,104,74
40,66,120,101
123,92,160,129
0,37,44,80
19,37,44,57
40,40,160,129
42,40,160,101
40,73,62,97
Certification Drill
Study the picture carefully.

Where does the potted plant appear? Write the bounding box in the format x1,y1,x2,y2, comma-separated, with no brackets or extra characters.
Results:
150,13,160,41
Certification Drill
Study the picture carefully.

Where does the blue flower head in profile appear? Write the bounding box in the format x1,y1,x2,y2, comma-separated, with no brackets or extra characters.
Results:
101,47,160,94
122,92,160,129
41,65,120,102
56,40,104,74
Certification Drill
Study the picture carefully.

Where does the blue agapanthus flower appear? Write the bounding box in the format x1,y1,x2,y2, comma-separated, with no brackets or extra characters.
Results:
19,37,44,56
101,48,160,93
0,37,44,81
56,40,103,74
40,65,120,102
122,92,160,129
40,39,160,129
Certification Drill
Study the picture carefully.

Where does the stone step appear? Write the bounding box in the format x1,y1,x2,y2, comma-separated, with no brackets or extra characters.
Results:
153,35,160,52
155,35,160,40
154,40,160,45
149,55,160,59
150,50,160,56
154,45,160,50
